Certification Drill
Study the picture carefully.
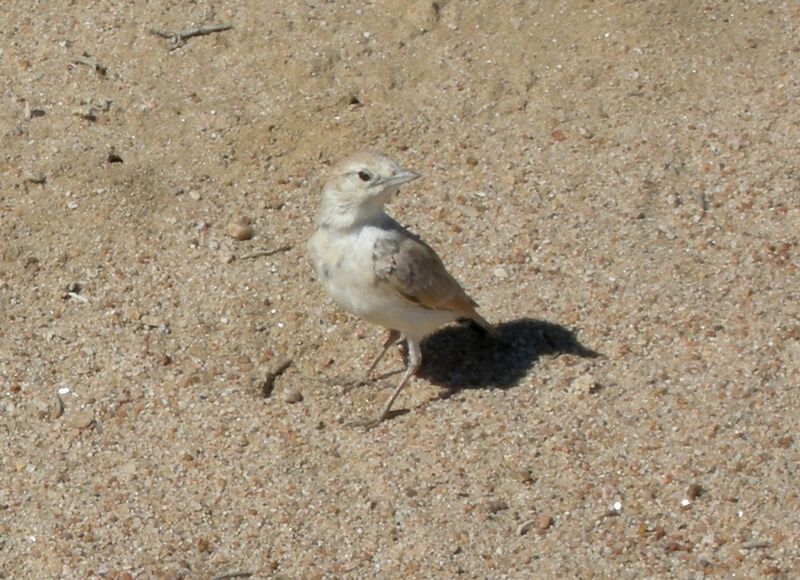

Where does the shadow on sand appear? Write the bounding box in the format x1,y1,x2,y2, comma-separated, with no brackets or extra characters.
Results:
417,317,600,392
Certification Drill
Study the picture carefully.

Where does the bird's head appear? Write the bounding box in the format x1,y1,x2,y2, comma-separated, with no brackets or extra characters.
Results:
317,151,420,228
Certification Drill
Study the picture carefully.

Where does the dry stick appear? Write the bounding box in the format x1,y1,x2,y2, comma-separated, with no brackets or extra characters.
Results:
148,23,233,49
261,341,318,398
239,245,292,260
210,573,253,580
65,291,89,304
71,54,107,76
741,539,771,550
261,358,293,398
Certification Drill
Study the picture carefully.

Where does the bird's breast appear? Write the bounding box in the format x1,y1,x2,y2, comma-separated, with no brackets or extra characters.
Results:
310,226,380,309
310,225,458,338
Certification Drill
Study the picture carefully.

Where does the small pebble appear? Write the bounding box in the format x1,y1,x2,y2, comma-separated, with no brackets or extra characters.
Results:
24,103,46,119
188,190,201,201
485,499,508,514
686,483,703,500
572,374,601,394
25,171,46,184
537,514,554,532
698,556,713,568
511,468,533,483
196,537,211,553
665,540,688,553
65,409,93,430
465,155,479,166
117,460,138,479
461,206,479,219
667,193,680,208
227,221,255,241
492,266,508,279
283,388,303,403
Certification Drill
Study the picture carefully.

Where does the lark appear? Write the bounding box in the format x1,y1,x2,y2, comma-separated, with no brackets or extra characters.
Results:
309,151,498,425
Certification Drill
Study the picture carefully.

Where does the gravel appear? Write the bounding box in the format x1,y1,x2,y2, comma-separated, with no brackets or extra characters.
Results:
1,1,798,578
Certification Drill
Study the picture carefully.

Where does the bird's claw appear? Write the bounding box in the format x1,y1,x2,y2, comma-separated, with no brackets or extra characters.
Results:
346,415,384,430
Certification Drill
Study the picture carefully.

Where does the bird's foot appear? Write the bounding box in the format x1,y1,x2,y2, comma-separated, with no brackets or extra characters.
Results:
320,375,369,392
346,408,408,429
341,377,372,393
346,415,384,430
341,374,400,393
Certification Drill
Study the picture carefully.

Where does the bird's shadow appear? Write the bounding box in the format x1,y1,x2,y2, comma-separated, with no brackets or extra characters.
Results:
417,317,600,392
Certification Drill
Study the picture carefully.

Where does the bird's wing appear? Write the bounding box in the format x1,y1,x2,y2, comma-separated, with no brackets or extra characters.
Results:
372,226,478,315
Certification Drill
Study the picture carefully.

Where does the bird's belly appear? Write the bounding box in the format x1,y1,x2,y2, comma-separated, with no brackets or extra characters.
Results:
325,277,456,339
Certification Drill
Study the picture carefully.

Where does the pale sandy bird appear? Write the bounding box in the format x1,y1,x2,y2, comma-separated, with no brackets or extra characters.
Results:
309,151,498,425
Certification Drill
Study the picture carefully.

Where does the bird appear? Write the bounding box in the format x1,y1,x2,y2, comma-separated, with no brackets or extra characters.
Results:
308,151,499,425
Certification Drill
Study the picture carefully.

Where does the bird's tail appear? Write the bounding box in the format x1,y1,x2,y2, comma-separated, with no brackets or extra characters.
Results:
459,313,502,342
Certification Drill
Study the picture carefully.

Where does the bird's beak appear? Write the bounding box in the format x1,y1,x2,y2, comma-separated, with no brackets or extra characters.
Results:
378,170,420,188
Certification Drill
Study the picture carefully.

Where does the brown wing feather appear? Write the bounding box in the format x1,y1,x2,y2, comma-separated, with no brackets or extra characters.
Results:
372,228,478,316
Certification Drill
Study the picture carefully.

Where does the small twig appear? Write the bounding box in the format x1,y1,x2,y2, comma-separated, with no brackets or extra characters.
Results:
211,573,253,580
516,519,537,536
65,292,89,303
71,54,107,76
239,245,292,260
261,342,318,398
148,23,233,50
262,358,293,398
741,539,771,550
695,190,708,218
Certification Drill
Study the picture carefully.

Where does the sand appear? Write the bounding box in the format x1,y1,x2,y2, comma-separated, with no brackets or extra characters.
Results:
1,1,798,578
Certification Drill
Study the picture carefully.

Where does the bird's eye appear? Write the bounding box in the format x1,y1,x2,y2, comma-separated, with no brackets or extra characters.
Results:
357,170,372,182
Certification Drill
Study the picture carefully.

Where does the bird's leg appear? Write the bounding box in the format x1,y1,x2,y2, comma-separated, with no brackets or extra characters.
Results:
348,339,421,428
342,329,401,393
363,329,401,381
372,338,421,423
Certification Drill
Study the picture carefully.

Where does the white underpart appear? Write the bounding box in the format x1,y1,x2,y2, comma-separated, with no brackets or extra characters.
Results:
309,215,458,342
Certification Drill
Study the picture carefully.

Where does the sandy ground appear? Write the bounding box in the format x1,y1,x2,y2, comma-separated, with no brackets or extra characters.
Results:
1,1,799,578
